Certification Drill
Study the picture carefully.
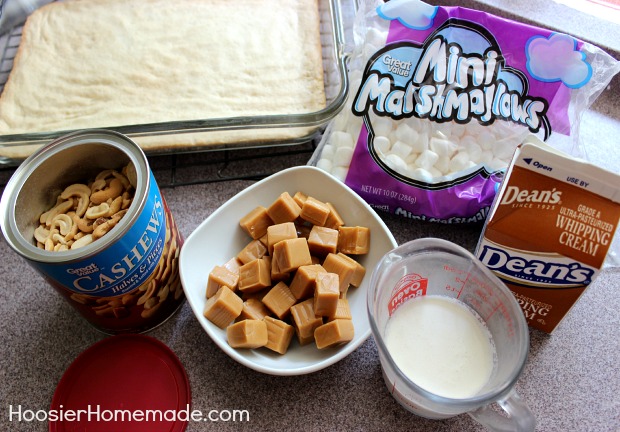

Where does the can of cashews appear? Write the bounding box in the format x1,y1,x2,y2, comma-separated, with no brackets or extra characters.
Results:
0,129,185,334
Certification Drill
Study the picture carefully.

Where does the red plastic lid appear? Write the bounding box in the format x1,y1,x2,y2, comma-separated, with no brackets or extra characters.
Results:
50,334,190,432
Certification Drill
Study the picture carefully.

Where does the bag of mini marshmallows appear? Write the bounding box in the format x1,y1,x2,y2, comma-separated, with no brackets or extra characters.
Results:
309,0,620,223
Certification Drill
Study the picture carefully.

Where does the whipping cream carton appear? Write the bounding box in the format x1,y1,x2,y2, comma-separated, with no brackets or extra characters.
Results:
476,136,620,333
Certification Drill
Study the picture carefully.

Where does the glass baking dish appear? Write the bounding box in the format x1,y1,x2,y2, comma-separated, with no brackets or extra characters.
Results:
0,0,355,166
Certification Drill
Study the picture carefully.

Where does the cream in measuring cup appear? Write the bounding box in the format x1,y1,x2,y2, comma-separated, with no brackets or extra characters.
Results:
368,238,535,431
384,295,495,399
476,136,620,333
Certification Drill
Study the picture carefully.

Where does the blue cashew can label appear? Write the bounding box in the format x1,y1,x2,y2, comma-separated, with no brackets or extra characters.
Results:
0,129,185,334
38,172,166,297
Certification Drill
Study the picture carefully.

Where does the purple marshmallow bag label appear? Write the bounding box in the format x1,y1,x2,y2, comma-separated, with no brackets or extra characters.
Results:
309,0,619,223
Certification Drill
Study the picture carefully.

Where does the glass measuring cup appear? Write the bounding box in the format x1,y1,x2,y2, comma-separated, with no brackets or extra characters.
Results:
368,238,535,431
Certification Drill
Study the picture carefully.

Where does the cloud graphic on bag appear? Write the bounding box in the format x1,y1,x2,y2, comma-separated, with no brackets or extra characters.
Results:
526,33,592,89
376,0,438,30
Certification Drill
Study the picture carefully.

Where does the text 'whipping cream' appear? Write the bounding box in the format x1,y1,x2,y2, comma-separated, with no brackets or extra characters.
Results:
476,137,620,333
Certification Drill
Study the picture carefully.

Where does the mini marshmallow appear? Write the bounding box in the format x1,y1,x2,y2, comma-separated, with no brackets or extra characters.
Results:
451,123,467,139
411,132,429,153
395,123,419,144
383,153,408,173
429,167,443,179
373,136,391,154
372,117,393,137
477,130,496,150
479,150,494,164
460,141,483,162
332,112,350,132
405,152,420,164
388,129,399,144
346,121,363,141
321,144,336,160
331,131,354,149
434,122,453,139
331,166,350,182
391,140,413,159
492,140,516,160
409,167,433,182
408,116,431,135
449,151,471,172
459,135,477,149
316,158,333,172
434,156,450,174
415,149,439,170
334,146,354,167
430,137,457,158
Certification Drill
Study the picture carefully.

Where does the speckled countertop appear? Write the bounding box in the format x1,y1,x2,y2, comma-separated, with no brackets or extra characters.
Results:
1,1,619,431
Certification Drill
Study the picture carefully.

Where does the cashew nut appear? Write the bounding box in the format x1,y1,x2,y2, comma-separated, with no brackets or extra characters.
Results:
90,178,107,193
52,233,68,245
41,198,74,226
71,234,93,249
112,171,131,190
60,184,91,217
85,202,110,219
124,163,138,189
50,214,73,236
72,213,94,233
35,163,135,253
34,226,51,244
90,178,123,205
107,196,123,217
92,216,120,240
122,191,133,210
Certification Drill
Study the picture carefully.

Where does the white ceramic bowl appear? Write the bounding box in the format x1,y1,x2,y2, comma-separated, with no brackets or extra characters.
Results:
179,166,397,375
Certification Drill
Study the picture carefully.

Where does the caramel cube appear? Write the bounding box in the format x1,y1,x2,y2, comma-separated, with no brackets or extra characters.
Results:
322,253,357,293
327,298,352,321
261,281,297,319
239,206,273,240
269,254,290,282
314,319,354,349
237,239,268,265
293,191,308,208
307,225,338,257
206,265,240,298
264,316,295,354
227,319,268,349
300,196,330,226
289,264,326,300
203,286,243,329
290,298,323,342
238,258,271,293
267,222,298,255
336,253,366,287
295,328,316,346
323,202,345,230
272,238,312,273
237,298,271,321
313,272,340,317
223,257,242,274
267,192,302,224
338,226,370,255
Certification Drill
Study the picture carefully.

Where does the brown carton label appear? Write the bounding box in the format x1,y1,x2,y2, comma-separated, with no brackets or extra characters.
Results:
476,138,620,333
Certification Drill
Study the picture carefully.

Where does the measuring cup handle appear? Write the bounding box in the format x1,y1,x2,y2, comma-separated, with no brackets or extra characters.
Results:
468,389,536,432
